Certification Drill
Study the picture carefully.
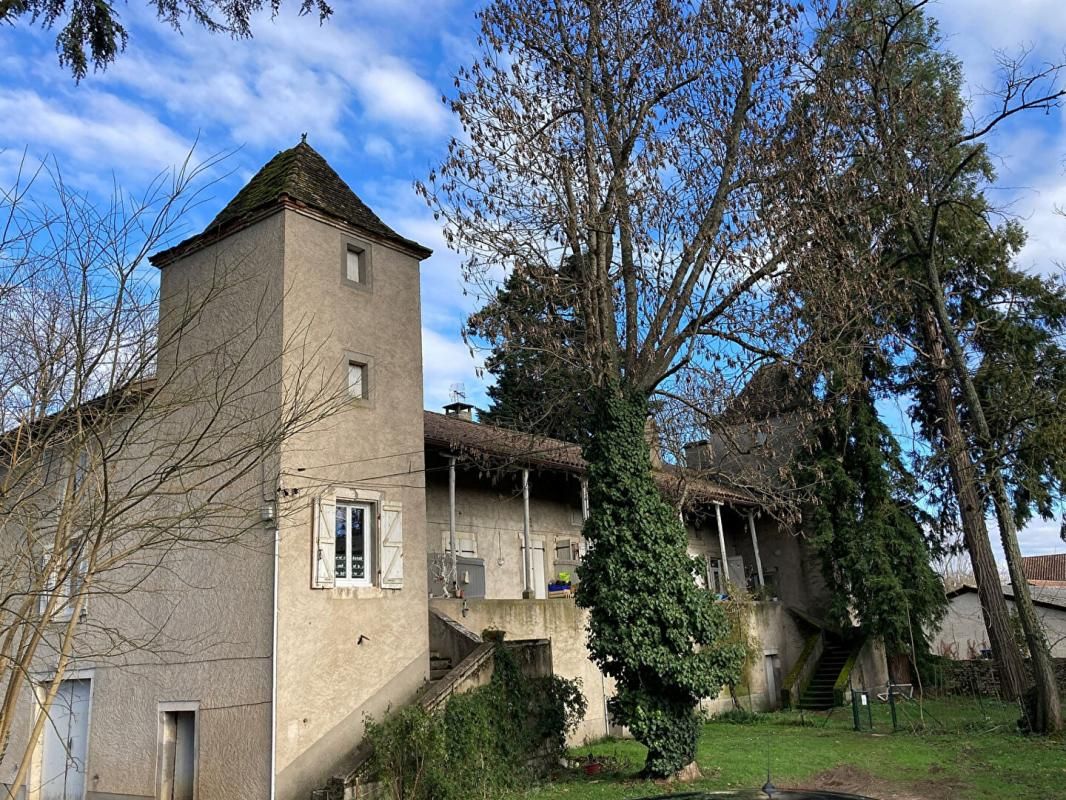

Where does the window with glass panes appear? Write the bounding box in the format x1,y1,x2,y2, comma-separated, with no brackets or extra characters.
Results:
335,501,373,586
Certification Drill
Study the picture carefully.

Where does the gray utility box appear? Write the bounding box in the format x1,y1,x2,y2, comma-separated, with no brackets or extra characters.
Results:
427,554,486,598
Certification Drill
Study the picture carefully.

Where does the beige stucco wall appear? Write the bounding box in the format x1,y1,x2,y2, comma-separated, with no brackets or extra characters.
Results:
273,209,430,800
430,598,613,743
425,467,585,598
2,202,434,800
698,601,810,715
431,595,811,745
426,465,799,605
932,591,1066,659
0,215,287,800
425,465,824,729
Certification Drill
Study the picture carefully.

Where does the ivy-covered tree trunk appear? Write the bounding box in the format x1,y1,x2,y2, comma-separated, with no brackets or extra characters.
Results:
577,386,743,777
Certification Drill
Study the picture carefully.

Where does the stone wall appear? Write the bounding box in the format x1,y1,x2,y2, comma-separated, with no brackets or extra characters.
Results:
430,597,812,741
933,658,1066,696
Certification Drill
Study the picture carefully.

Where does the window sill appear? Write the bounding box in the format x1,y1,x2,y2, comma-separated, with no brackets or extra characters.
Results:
341,278,374,294
330,585,387,599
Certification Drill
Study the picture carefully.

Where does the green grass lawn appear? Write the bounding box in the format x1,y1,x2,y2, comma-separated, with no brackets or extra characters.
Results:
514,697,1066,800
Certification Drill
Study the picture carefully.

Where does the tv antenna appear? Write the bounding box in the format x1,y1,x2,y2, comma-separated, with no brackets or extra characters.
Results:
449,383,467,404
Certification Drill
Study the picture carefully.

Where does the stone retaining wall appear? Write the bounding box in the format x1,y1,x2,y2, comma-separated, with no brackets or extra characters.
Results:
932,658,1066,696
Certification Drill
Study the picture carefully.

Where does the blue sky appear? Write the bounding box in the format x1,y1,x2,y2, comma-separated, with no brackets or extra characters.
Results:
2,0,1065,557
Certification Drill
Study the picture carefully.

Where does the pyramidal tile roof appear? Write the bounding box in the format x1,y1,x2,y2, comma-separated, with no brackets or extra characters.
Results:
151,140,431,265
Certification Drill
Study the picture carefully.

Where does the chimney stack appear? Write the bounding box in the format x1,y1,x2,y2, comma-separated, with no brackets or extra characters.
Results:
644,415,664,468
683,440,711,471
443,401,475,421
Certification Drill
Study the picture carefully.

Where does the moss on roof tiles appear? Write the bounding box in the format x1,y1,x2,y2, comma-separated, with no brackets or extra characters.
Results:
151,140,431,265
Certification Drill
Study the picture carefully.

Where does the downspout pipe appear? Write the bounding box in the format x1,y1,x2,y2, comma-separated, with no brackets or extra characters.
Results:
266,458,279,800
448,455,458,596
270,521,279,800
522,468,533,599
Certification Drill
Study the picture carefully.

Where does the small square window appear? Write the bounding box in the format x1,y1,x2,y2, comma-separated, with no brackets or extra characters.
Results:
348,361,368,400
346,246,365,284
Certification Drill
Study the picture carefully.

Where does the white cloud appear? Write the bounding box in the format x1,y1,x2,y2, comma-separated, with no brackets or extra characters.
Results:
94,6,451,149
364,135,396,161
421,325,487,410
992,516,1063,562
352,61,450,132
0,88,190,178
927,2,1066,276
932,0,1066,95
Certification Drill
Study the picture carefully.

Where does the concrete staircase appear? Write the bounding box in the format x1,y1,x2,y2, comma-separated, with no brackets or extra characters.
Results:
797,638,852,710
429,651,453,682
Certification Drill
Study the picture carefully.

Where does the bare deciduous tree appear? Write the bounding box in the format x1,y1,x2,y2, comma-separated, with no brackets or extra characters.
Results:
0,153,344,788
419,0,854,775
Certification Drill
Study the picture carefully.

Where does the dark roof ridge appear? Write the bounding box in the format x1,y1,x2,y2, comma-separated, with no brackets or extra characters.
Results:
150,140,432,266
945,582,1066,611
422,409,754,507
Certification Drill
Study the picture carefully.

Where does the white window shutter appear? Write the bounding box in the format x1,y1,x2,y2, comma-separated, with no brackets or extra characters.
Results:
311,496,336,589
380,502,404,589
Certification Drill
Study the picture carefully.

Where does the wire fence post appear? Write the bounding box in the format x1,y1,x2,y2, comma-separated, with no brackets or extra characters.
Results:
889,684,898,731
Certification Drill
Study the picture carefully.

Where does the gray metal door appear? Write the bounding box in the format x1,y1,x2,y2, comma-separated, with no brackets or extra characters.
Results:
41,678,91,800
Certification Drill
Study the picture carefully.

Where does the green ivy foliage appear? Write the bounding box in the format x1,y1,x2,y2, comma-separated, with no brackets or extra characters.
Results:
576,385,744,777
365,646,586,800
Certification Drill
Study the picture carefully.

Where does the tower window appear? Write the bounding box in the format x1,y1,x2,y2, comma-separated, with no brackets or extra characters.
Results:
348,361,368,400
341,238,373,289
346,246,365,283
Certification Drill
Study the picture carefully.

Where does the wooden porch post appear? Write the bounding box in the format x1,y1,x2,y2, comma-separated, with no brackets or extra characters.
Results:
748,511,766,589
522,468,533,599
448,455,458,595
714,501,730,585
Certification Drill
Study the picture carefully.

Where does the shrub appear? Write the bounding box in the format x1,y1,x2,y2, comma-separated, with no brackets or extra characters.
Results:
714,707,764,725
364,705,444,800
364,646,586,800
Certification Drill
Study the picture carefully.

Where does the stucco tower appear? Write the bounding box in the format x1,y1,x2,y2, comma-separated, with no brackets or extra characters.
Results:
152,141,433,800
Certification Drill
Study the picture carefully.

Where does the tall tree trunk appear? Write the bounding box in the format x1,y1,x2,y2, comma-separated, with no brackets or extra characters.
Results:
920,307,1026,701
923,255,1063,731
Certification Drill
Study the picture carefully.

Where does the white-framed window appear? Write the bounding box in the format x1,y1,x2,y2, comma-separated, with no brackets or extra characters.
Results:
554,538,583,561
341,238,373,289
334,501,373,586
39,537,87,620
348,361,368,400
73,449,89,493
311,493,402,591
